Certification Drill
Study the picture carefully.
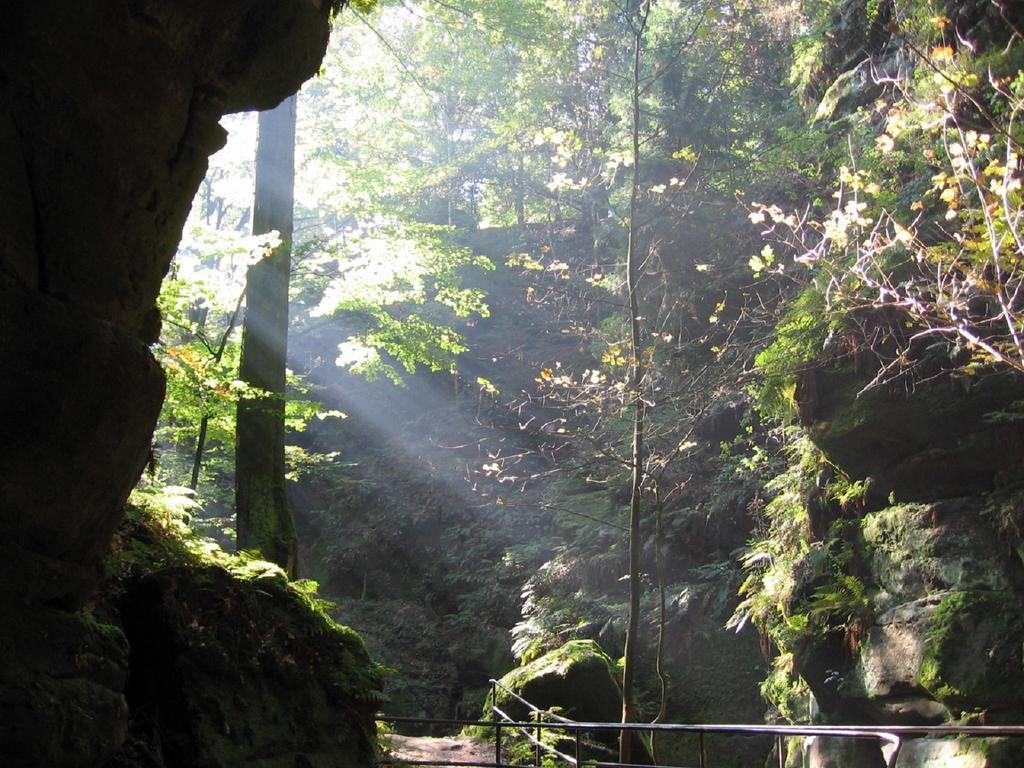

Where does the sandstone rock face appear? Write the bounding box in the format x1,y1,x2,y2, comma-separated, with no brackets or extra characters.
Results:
0,2,332,764
804,367,1024,505
893,737,1022,768
795,363,1024,765
801,736,885,768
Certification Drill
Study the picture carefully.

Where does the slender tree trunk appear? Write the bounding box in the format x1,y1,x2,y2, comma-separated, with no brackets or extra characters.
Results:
620,3,649,763
235,94,298,576
190,417,209,490
515,154,526,226
190,287,246,491
651,484,670,763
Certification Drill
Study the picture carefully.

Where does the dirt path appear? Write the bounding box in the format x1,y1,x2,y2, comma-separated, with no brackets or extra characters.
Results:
386,734,496,767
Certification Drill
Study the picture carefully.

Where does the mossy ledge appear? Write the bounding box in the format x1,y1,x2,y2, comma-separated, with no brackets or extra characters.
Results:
96,502,385,768
471,639,621,730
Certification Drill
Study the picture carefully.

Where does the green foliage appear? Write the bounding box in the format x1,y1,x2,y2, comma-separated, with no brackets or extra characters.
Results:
759,652,811,722
730,430,874,713
341,0,377,15
729,433,821,644
300,220,492,386
153,227,267,490
754,287,844,419
754,25,1024,380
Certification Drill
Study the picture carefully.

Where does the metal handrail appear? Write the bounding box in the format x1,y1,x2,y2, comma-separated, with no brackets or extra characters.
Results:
485,678,907,768
491,678,576,724
379,684,1024,768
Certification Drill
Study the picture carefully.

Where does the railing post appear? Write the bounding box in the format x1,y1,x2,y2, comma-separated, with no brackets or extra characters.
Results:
491,680,500,768
699,730,706,768
535,717,542,767
777,735,784,768
574,729,582,767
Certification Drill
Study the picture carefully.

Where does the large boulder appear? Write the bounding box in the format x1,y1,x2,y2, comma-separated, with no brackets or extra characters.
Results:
800,366,1024,505
483,640,621,724
861,500,1016,612
110,565,381,768
800,736,885,768
893,737,1022,768
101,512,384,768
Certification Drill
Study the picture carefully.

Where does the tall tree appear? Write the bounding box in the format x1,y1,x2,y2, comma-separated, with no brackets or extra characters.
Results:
620,1,650,762
236,95,299,575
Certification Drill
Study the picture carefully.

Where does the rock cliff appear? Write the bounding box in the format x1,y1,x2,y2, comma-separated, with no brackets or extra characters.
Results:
0,3,380,765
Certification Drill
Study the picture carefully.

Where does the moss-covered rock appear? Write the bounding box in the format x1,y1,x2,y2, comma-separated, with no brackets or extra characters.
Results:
0,607,130,767
94,509,384,768
847,588,1024,729
801,736,885,768
862,500,1014,610
111,566,381,768
780,355,1024,738
480,639,620,724
917,591,1024,715
895,737,1023,768
850,596,948,724
802,366,1024,504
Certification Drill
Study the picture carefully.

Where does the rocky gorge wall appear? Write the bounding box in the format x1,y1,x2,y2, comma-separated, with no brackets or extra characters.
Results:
786,362,1024,766
0,3,381,765
753,1,1024,763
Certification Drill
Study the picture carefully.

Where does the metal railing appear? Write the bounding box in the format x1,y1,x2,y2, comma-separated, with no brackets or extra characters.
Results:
378,678,1024,768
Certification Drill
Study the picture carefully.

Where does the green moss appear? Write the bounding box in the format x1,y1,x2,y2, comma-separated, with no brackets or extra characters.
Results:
108,497,386,705
918,591,1024,712
760,653,811,722
468,639,620,736
862,503,937,597
755,287,844,420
